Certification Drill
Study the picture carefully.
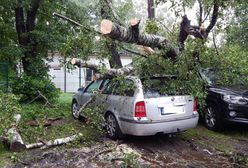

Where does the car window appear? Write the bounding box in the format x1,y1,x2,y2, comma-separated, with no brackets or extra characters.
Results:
141,76,180,98
99,79,110,90
102,81,115,94
113,79,135,97
85,80,102,93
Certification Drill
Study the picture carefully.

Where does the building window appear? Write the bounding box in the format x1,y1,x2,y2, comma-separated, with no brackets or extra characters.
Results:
86,68,93,81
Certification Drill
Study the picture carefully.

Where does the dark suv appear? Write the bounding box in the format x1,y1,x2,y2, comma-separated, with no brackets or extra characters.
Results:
200,69,248,131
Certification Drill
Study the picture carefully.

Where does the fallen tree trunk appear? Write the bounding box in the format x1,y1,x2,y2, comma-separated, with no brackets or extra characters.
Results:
101,19,167,49
5,126,26,151
2,114,26,152
101,19,179,60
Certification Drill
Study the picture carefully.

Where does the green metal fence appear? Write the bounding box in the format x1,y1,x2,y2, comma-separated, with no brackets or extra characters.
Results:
0,62,9,92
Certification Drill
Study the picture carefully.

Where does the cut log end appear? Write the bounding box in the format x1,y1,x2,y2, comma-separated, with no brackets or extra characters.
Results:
100,19,113,34
10,142,26,152
71,58,77,65
130,18,140,26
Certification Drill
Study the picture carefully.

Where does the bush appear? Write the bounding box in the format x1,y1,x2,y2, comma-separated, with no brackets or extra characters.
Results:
11,75,59,103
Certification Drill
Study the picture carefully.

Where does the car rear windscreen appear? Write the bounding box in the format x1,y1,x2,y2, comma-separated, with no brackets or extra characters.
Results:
141,76,182,98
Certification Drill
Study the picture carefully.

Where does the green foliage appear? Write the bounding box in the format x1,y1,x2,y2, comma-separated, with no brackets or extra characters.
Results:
145,20,160,34
81,95,107,134
225,1,248,51
0,93,21,135
134,36,247,112
11,75,60,103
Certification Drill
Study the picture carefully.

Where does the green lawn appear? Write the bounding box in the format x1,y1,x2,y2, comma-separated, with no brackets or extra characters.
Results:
0,92,101,167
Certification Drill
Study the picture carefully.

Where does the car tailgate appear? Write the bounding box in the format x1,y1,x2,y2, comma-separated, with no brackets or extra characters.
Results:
144,96,194,121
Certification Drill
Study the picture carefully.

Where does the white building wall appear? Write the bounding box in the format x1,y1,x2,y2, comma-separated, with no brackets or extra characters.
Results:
47,53,132,93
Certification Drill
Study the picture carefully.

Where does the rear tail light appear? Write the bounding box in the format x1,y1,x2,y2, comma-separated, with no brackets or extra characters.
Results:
193,98,197,112
135,101,147,117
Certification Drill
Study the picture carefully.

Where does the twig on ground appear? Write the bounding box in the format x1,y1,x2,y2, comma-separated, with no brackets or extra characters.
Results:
141,155,164,167
89,143,118,161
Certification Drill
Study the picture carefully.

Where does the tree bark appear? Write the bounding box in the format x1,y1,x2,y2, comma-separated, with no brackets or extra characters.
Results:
71,58,134,78
2,114,26,152
205,0,219,35
101,19,167,49
100,0,123,68
26,133,82,149
15,0,43,76
148,0,155,19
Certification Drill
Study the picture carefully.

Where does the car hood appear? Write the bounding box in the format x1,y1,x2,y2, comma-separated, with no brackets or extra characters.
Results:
208,85,248,97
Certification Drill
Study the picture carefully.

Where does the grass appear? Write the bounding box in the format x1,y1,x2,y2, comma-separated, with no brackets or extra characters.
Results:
182,123,248,154
0,92,102,167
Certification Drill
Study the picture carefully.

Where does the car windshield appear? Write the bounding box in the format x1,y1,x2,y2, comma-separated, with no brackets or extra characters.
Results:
199,69,218,85
200,68,248,86
141,76,181,98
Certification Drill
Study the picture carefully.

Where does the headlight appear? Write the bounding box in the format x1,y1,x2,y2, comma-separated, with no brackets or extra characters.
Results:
223,95,248,105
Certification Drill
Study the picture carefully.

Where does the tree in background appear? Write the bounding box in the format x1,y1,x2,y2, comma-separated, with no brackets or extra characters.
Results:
0,0,94,102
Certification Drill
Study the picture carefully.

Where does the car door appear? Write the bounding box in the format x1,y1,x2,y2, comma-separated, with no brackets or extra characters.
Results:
106,79,136,120
78,80,102,107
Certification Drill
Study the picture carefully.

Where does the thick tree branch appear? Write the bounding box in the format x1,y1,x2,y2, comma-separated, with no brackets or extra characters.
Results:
198,0,203,26
71,58,134,79
26,0,41,31
106,41,123,68
178,15,207,50
53,13,147,59
101,19,167,49
15,0,27,46
147,0,155,19
206,0,219,35
101,0,123,68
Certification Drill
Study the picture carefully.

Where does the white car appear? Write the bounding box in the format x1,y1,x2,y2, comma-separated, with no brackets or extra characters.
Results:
72,76,199,139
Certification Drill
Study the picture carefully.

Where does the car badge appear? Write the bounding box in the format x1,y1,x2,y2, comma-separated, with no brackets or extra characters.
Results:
171,97,175,101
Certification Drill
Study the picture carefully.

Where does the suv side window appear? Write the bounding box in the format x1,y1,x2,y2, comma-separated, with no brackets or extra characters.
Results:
113,79,135,97
85,80,102,93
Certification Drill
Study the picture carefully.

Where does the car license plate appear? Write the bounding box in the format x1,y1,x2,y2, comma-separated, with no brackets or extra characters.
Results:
160,107,184,115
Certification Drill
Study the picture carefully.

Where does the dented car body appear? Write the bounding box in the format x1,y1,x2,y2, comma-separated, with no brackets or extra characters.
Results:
72,76,199,139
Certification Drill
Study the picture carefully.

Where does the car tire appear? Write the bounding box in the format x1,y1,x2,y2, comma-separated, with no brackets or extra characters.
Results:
105,113,124,140
204,104,222,131
71,100,79,119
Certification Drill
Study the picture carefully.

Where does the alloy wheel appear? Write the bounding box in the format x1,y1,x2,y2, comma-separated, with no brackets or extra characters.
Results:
106,114,117,137
72,102,79,119
205,106,216,128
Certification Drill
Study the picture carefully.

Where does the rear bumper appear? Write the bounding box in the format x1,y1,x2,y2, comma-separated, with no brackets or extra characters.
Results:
119,114,199,136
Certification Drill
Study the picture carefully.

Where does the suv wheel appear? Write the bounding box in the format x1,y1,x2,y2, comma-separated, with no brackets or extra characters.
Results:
204,104,222,131
105,113,123,140
71,101,79,119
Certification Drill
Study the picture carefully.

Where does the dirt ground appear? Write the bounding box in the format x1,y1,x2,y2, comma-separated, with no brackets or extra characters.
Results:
6,124,248,168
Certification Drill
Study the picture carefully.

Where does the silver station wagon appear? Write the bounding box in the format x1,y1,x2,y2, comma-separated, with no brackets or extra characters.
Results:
72,76,199,139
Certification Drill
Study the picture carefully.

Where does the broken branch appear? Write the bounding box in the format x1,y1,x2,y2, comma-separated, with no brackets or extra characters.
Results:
71,58,134,78
26,133,82,149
